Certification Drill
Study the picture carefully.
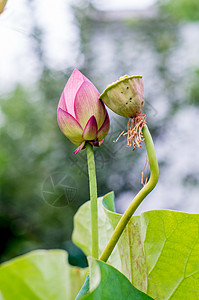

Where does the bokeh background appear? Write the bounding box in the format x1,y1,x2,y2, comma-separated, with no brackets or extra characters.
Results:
0,0,199,266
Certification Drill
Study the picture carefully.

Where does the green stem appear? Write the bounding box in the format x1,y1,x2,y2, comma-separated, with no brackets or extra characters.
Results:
86,143,99,259
99,124,159,262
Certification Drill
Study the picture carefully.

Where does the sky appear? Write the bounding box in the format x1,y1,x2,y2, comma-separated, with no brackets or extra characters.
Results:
0,0,156,92
93,0,156,10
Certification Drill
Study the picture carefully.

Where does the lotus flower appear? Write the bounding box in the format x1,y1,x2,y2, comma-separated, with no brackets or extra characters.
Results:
57,68,110,153
100,75,144,118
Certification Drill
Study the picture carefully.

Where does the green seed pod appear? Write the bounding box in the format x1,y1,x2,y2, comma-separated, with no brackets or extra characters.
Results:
100,75,144,118
0,0,8,14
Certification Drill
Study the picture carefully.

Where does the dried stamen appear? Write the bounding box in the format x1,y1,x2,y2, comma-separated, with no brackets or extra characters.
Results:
113,130,125,143
114,114,146,151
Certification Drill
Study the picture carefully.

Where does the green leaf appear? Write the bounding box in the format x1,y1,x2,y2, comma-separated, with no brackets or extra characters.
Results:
75,274,90,299
81,259,153,300
72,192,199,299
0,250,87,300
72,194,121,270
102,192,147,292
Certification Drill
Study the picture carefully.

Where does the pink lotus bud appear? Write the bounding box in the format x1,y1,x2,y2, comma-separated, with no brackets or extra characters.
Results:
57,68,110,153
100,75,144,118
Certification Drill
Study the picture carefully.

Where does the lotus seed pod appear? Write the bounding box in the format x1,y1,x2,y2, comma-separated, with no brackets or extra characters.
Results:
100,75,144,118
0,0,7,14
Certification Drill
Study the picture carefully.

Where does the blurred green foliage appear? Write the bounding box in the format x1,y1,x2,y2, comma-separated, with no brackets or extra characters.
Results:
189,69,199,105
160,0,199,21
0,0,199,265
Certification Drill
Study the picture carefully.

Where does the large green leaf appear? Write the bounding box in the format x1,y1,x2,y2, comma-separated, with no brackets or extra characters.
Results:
0,250,87,300
72,192,199,299
72,195,121,270
81,259,153,300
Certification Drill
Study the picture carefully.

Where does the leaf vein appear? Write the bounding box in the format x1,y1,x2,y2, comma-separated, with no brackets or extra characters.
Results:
167,232,199,299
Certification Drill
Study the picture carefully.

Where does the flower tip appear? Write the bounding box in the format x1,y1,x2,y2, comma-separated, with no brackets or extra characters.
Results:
73,141,85,154
71,68,87,80
73,67,80,74
70,67,83,80
98,139,104,146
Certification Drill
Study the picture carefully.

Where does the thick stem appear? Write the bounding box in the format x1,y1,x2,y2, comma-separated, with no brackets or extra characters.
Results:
86,143,99,259
99,125,159,262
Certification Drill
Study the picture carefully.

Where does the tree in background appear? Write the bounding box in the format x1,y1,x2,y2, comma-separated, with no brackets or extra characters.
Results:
0,0,199,265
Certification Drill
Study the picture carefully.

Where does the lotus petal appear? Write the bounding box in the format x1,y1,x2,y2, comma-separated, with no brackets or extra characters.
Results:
91,139,104,147
97,110,110,141
73,141,86,154
82,116,98,141
74,82,105,128
58,91,67,112
98,139,104,146
58,68,86,118
57,108,83,144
